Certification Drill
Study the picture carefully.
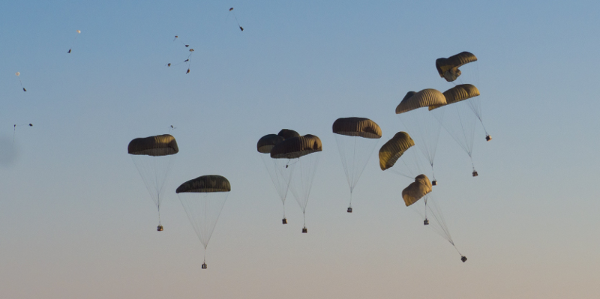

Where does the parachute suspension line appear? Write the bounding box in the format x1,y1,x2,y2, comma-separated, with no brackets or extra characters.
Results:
157,202,162,225
423,197,428,221
302,211,306,228
425,196,455,247
456,104,475,157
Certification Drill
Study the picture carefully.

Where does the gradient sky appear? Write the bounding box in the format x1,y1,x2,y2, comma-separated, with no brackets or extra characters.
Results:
1,1,599,298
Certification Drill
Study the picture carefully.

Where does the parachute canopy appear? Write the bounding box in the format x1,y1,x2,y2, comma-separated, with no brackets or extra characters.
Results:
436,52,477,82
76,30,81,34
257,134,285,154
430,84,480,110
15,72,20,76
402,174,432,207
277,129,300,140
395,89,446,114
332,117,382,139
379,132,415,170
176,175,231,193
271,134,322,159
128,134,179,156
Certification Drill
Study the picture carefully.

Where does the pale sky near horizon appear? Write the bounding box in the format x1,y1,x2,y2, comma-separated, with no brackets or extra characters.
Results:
1,1,600,298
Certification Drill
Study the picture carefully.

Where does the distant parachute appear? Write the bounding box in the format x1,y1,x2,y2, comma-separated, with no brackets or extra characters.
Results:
167,36,194,74
396,89,446,184
436,52,477,82
67,29,81,54
15,72,26,92
12,123,33,142
271,134,322,233
430,84,483,176
227,7,244,32
257,130,295,224
128,134,178,231
332,117,382,212
176,175,230,269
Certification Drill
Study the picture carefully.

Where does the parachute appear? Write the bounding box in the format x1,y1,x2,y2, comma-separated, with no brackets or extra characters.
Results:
402,174,432,207
402,174,466,262
67,29,81,54
378,131,426,180
430,84,482,176
227,7,244,32
396,89,446,184
176,175,230,269
128,134,178,231
15,72,26,92
167,36,194,74
435,52,477,82
271,134,322,233
332,117,382,212
12,123,33,142
257,130,296,224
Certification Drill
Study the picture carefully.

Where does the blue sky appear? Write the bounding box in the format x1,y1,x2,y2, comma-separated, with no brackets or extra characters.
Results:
1,1,599,298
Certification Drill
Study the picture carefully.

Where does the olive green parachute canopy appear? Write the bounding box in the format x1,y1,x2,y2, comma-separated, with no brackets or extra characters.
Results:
395,89,446,114
277,129,300,140
402,174,432,207
271,134,322,159
176,175,231,193
379,132,415,170
257,134,285,154
128,134,179,156
332,117,382,139
436,52,478,82
429,84,481,110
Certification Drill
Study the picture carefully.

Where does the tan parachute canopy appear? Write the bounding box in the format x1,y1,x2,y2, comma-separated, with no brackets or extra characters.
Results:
429,84,481,110
277,129,300,139
436,52,478,82
332,117,382,139
402,174,432,206
257,134,285,153
395,89,446,114
379,132,415,170
128,134,179,156
271,134,322,159
176,175,231,193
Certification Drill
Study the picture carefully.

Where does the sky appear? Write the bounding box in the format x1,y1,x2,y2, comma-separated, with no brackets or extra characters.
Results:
1,0,600,298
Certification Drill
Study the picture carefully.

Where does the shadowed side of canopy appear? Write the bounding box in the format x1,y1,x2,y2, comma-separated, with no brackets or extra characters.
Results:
128,134,179,156
332,117,382,139
176,175,231,193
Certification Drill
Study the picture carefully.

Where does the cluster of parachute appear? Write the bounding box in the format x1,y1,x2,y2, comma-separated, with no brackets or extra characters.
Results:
387,51,492,262
397,51,490,181
125,52,490,267
167,36,195,74
128,134,230,269
257,129,322,232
